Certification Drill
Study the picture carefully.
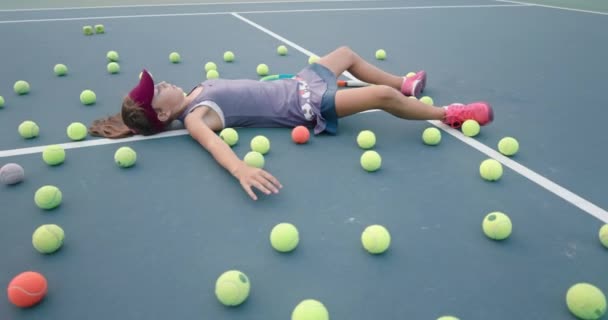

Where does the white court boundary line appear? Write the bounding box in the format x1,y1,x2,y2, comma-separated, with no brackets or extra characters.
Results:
495,0,608,16
0,4,528,24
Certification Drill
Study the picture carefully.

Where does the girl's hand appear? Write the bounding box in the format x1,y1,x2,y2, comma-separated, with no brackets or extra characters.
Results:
232,162,282,201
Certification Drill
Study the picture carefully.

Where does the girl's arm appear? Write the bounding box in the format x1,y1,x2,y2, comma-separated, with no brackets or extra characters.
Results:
184,107,282,200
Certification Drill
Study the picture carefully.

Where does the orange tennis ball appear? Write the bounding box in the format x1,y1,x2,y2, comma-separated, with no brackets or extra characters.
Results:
7,271,48,308
291,126,310,144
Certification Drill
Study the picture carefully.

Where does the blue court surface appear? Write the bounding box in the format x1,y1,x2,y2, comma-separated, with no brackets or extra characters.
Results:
1,1,607,319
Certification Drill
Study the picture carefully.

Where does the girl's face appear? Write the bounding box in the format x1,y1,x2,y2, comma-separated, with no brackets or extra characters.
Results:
152,81,184,118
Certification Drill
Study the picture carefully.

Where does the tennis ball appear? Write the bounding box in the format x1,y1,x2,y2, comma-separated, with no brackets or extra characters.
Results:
32,224,64,254
566,283,606,320
357,130,376,149
0,96,4,107
479,159,503,181
498,137,519,156
251,135,270,154
80,90,96,105
215,270,250,306
7,271,48,308
206,69,219,80
114,146,137,168
422,127,441,145
18,120,39,139
437,316,459,320
256,64,269,76
42,145,66,166
34,185,62,210
308,55,320,64
14,80,30,95
375,49,386,60
360,150,381,172
244,151,264,169
204,61,217,72
94,24,104,33
107,62,120,74
292,299,329,320
219,128,238,146
361,224,390,254
461,119,480,137
291,126,310,144
599,224,608,248
83,25,94,35
0,163,24,185
270,223,299,252
406,72,416,78
106,50,119,62
223,51,235,62
169,52,181,63
419,96,434,106
277,45,288,55
54,64,68,76
67,122,87,141
482,212,512,240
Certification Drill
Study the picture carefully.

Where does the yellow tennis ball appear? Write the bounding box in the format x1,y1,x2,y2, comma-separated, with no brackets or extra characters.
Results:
106,50,119,62
406,72,416,78
42,145,65,166
419,96,434,105
375,49,386,60
215,270,250,307
437,316,460,320
292,299,329,320
34,185,62,210
206,69,219,79
482,212,512,240
114,146,137,168
566,283,606,320
270,223,299,253
244,151,264,169
461,120,480,137
498,137,519,156
256,64,269,76
251,135,270,154
107,62,120,74
80,89,96,105
94,24,105,34
83,25,94,35
67,122,87,141
361,224,391,254
169,52,181,63
422,127,441,145
223,51,235,62
357,130,376,149
219,128,238,146
0,96,4,107
18,120,39,139
599,224,608,248
277,45,288,55
360,150,381,172
479,159,503,181
308,55,320,64
204,61,217,72
32,224,64,254
14,80,30,95
54,64,68,76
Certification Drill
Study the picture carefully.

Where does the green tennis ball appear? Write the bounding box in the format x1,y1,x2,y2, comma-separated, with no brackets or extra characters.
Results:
94,24,104,34
32,224,64,254
223,51,235,62
308,55,320,64
479,159,503,181
419,96,434,106
80,90,96,105
277,45,288,55
54,64,68,76
114,146,136,168
360,150,381,172
204,61,217,72
270,223,299,253
422,127,441,145
219,128,238,146
215,270,250,307
244,151,264,169
566,283,607,320
42,145,66,166
599,224,608,248
461,119,480,137
206,69,219,80
0,96,4,107
107,62,120,74
357,130,376,149
292,299,329,320
406,72,416,78
13,80,30,95
106,50,119,62
375,49,386,60
169,52,181,63
437,316,459,320
34,185,62,210
256,64,269,76
361,224,391,254
482,212,512,240
498,137,519,156
18,120,39,139
66,122,87,141
83,25,94,35
250,135,270,154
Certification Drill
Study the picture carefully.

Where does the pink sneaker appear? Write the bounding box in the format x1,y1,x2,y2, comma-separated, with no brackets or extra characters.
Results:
400,71,426,97
443,102,493,128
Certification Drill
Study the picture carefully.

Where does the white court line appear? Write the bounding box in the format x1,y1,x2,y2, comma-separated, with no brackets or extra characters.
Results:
231,12,608,223
495,0,608,16
0,4,528,24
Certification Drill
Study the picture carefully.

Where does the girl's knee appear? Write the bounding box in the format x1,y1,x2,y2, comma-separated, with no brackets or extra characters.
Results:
372,85,400,103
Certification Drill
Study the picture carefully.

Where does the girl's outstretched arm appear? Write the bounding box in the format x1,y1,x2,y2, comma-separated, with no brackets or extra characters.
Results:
184,107,282,200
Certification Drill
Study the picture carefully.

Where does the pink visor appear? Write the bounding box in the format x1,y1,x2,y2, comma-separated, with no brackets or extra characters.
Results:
128,69,165,133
